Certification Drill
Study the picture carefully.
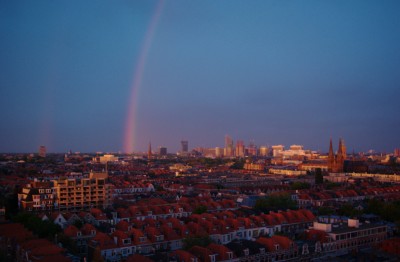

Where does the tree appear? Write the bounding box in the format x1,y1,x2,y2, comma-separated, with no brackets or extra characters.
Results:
193,205,207,214
183,235,212,250
255,193,297,213
290,182,311,190
315,168,323,184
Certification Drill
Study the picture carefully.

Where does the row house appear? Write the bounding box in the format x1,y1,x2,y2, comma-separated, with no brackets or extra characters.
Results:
226,237,300,262
187,209,315,245
112,182,155,196
88,226,183,262
297,189,363,208
116,203,191,222
0,223,72,262
64,223,97,256
87,209,314,262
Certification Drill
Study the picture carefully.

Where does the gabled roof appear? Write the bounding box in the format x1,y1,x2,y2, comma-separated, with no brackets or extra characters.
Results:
81,223,97,236
189,246,216,262
64,225,80,238
91,232,117,250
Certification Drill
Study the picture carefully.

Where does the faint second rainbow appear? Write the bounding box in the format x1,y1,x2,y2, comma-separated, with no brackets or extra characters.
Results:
124,0,164,153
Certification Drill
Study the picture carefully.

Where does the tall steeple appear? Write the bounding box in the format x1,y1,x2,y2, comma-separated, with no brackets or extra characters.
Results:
328,138,335,172
329,138,334,158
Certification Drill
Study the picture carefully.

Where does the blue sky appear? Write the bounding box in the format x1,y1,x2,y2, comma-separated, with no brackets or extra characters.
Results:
1,0,400,153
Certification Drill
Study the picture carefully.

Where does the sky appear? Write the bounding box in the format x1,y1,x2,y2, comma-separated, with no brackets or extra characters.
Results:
1,0,400,153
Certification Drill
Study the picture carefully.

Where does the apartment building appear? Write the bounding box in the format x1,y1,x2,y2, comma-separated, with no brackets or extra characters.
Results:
18,172,112,211
53,172,112,210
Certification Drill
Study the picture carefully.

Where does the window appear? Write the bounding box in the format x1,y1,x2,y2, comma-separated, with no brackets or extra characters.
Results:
275,244,280,251
123,239,131,245
244,249,249,256
156,235,164,241
227,252,233,259
209,254,216,262
139,237,146,243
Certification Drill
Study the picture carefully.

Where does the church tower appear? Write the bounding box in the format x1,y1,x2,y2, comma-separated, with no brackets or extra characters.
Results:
328,138,335,172
328,138,346,172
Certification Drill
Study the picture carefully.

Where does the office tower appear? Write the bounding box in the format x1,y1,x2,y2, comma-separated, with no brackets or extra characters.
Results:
247,141,257,156
259,146,269,157
215,147,223,157
181,140,189,153
395,148,400,157
328,138,347,172
224,135,234,157
159,146,167,156
236,140,245,157
39,145,46,157
148,142,152,159
272,145,284,157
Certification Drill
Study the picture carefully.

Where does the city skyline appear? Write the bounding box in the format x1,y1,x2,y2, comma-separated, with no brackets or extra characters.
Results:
1,1,400,153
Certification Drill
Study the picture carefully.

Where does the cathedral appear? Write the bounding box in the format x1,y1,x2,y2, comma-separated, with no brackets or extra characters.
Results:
328,138,346,172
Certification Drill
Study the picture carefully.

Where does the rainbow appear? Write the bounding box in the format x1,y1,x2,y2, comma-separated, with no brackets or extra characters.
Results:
124,0,164,153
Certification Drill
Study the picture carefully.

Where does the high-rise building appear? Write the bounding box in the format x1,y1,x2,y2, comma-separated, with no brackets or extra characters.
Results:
159,146,167,156
236,140,245,157
181,140,189,153
395,148,400,157
224,135,234,157
259,146,269,157
247,141,257,156
328,138,347,172
215,147,224,157
272,145,284,157
39,145,46,158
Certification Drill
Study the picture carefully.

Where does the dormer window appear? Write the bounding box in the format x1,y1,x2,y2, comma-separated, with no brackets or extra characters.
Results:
77,231,82,237
91,230,96,236
123,238,131,245
227,252,233,259
139,237,146,243
244,249,249,256
275,244,280,251
156,235,164,241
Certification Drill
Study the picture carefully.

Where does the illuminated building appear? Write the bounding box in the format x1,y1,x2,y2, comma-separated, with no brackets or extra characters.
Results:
224,135,234,157
39,145,46,157
236,140,245,157
328,138,346,172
